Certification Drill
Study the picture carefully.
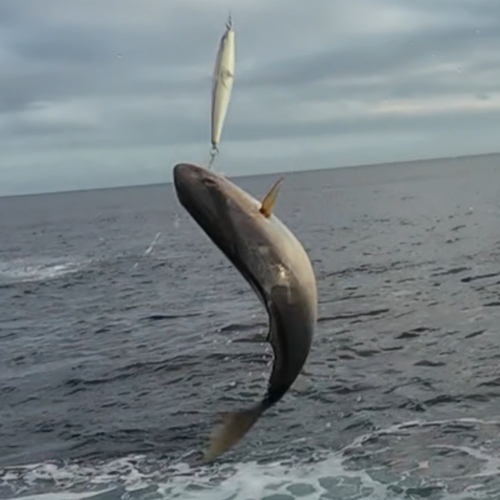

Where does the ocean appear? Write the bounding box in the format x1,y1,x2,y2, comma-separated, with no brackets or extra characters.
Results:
1,154,500,499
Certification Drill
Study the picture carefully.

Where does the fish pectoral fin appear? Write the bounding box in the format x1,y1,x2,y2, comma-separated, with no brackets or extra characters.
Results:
259,177,284,218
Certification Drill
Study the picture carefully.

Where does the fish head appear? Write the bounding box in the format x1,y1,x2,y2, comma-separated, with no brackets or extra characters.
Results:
173,163,257,260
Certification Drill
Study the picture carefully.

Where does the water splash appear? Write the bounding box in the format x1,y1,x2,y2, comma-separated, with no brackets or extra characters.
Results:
144,233,162,257
0,257,86,284
132,233,162,269
2,418,499,500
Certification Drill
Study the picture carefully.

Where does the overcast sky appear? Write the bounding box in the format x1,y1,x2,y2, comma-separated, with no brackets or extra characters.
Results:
1,0,499,196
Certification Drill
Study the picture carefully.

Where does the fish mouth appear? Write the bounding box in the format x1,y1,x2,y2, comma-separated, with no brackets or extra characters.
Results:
173,163,213,203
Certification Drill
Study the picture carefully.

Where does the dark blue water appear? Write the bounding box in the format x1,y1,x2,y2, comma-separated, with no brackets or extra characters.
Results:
1,154,500,499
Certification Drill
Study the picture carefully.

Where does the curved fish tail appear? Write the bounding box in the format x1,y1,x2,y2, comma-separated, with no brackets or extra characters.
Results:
203,404,263,462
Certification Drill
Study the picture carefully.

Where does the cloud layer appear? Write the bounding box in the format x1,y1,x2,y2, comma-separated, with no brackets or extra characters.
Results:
1,0,499,195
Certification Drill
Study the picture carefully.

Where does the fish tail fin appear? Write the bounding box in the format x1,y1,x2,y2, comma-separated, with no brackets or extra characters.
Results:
203,404,263,462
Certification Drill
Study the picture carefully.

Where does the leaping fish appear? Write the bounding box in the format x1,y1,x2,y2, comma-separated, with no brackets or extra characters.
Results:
209,15,236,169
173,162,318,461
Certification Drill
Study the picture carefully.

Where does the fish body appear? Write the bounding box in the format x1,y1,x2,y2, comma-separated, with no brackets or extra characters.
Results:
173,162,317,461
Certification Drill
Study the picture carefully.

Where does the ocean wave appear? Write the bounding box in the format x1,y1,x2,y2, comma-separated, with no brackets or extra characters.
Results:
2,418,500,500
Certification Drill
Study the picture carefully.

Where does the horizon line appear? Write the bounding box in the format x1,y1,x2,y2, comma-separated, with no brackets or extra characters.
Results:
2,150,499,200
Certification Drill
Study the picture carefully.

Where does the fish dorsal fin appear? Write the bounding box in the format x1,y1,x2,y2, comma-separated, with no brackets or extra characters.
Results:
259,177,284,218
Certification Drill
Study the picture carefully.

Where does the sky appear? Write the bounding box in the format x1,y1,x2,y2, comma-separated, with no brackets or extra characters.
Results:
1,0,499,196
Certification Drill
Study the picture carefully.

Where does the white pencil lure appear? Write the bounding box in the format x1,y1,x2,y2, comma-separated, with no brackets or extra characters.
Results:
208,15,235,169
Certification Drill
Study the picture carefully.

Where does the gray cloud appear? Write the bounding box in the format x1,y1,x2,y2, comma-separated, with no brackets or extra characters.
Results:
0,0,499,196
241,18,500,89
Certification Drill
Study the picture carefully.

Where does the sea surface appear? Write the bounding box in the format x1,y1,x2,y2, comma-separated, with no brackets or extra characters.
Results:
1,154,500,500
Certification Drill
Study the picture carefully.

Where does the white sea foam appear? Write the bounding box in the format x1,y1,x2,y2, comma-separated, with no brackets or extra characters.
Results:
0,257,86,284
2,419,500,500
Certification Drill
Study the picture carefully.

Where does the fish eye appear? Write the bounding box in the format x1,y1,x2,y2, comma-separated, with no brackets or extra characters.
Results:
202,177,218,189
